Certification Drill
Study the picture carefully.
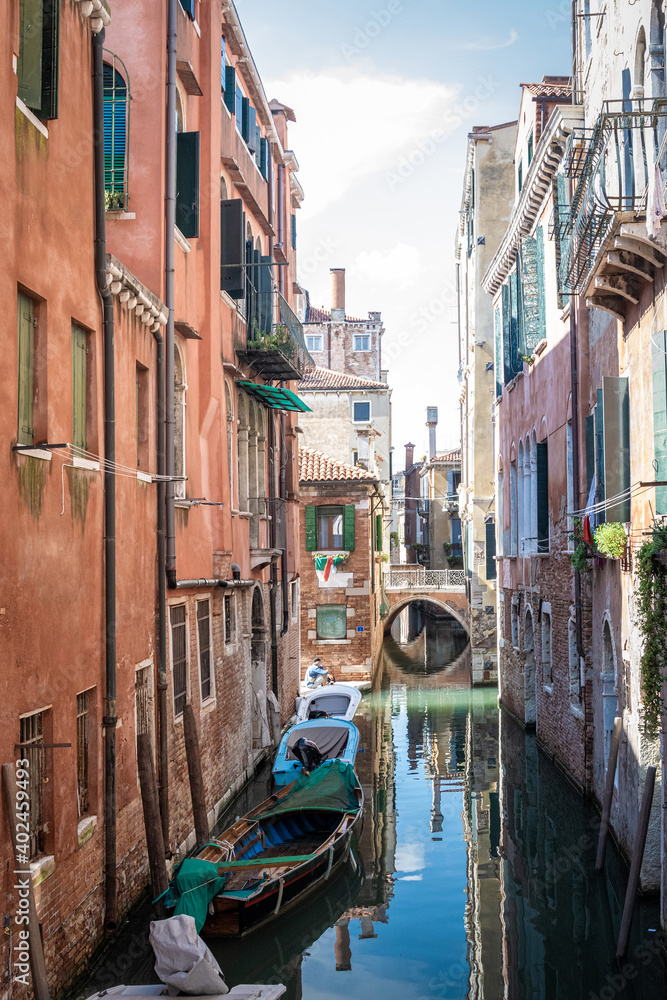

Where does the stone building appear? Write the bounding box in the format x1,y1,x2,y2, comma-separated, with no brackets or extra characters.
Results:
456,119,517,688
299,447,387,685
419,407,462,571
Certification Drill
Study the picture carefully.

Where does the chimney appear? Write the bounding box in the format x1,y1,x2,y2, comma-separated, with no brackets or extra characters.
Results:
426,406,438,460
405,442,415,469
331,268,345,322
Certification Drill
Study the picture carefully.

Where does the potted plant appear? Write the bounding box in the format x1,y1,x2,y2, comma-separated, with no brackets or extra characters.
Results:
594,522,627,559
570,518,595,572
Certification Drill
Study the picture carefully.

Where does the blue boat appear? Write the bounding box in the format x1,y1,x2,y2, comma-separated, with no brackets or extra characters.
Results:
272,718,360,788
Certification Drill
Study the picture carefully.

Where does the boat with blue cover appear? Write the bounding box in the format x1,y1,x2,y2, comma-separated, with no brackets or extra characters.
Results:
272,718,360,788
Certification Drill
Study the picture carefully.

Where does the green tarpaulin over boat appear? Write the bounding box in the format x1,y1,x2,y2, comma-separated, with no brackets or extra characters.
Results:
170,858,227,932
258,759,359,819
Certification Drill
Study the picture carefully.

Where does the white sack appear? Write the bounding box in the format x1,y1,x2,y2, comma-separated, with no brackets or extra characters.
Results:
150,915,229,997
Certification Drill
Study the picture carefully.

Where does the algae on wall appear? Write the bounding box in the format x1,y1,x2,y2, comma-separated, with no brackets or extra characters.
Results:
16,455,50,519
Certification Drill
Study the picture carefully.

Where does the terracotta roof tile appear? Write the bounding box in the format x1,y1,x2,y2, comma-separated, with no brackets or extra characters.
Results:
431,448,462,463
299,447,377,484
520,81,572,99
300,366,387,391
306,306,366,323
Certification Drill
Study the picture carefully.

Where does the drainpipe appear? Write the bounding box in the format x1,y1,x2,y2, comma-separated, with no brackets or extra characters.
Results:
152,329,168,844
277,165,285,297
280,405,289,636
93,29,117,929
570,298,587,784
165,0,177,590
268,412,279,695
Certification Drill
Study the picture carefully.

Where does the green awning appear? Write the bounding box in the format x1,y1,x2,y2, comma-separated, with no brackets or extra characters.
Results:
235,380,312,412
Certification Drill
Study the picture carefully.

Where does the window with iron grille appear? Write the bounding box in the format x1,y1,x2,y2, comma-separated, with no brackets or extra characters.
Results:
19,712,45,859
170,605,188,717
224,593,235,644
76,691,91,818
135,665,152,739
103,56,130,211
197,600,212,701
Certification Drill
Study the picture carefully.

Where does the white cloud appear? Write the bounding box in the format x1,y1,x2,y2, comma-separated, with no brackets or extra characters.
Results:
459,29,519,51
395,842,425,873
352,244,421,290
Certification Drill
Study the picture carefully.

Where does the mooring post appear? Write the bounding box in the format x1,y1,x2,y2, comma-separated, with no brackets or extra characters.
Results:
183,704,209,847
595,716,623,871
616,765,657,958
2,763,51,1000
137,735,169,918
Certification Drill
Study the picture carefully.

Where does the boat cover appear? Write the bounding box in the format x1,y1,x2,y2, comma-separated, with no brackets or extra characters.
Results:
150,914,228,995
169,859,227,933
259,760,359,818
285,724,349,761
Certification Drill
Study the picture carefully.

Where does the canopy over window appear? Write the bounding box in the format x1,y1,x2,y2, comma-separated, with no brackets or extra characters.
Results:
235,380,311,412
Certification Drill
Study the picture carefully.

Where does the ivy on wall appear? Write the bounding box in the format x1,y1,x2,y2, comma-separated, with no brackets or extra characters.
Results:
636,524,667,739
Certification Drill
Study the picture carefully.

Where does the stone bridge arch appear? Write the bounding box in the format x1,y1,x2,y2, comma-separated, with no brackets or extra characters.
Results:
383,592,470,635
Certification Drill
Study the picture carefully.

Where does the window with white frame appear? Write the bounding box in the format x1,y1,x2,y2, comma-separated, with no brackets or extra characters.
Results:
353,334,370,352
542,608,552,686
353,400,370,423
291,579,299,622
224,593,236,644
306,334,323,352
170,605,188,717
197,600,213,702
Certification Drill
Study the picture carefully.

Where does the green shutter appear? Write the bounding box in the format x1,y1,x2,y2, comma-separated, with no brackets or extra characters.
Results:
375,514,383,552
494,305,502,397
595,388,606,524
224,66,236,113
259,137,269,179
537,442,549,553
502,283,512,384
603,376,630,523
653,331,667,515
72,324,87,452
520,234,542,354
585,414,595,498
305,505,317,551
17,292,35,446
176,131,200,239
221,198,245,299
247,106,257,153
344,504,356,551
241,97,250,143
39,0,59,121
18,0,43,110
485,521,497,580
510,267,524,370
258,255,273,334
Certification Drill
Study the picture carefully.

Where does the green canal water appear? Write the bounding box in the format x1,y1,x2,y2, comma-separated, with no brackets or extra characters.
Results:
76,620,667,1000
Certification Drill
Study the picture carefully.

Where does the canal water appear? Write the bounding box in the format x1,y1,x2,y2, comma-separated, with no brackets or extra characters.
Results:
76,614,667,1000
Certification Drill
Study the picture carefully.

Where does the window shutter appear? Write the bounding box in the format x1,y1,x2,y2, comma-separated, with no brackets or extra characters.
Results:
536,442,549,553
494,305,502,397
18,0,43,111
520,228,546,354
72,325,87,451
485,521,497,580
343,504,356,551
305,505,317,551
178,0,195,19
603,376,630,523
509,267,523,372
247,107,257,153
39,0,59,121
502,283,512,384
258,255,273,334
259,137,268,179
176,131,200,239
291,214,297,251
224,67,236,113
585,414,595,498
220,37,226,89
241,97,250,143
235,86,243,123
220,198,245,298
17,292,34,446
375,514,383,552
653,331,667,514
103,64,127,206
595,388,606,524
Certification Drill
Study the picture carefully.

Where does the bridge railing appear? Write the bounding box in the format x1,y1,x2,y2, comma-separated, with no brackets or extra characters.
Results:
386,566,466,591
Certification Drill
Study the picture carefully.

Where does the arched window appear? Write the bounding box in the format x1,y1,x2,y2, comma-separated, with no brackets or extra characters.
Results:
517,442,524,555
174,344,186,499
103,54,130,210
175,86,185,133
237,392,249,512
601,620,619,771
524,435,532,555
634,27,647,97
221,175,229,200
524,607,534,652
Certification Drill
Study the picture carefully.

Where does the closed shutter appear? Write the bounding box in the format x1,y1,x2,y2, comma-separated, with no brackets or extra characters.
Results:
343,504,356,551
485,521,496,580
537,442,549,553
247,107,257,153
585,414,595,498
241,97,250,143
39,0,59,121
375,514,383,552
18,0,43,111
103,64,127,206
494,305,502,397
291,214,297,251
224,67,236,113
220,198,245,298
603,376,630,523
652,331,667,514
17,292,35,446
176,131,200,239
595,388,606,524
259,137,269,179
258,255,273,334
246,247,260,337
305,505,317,551
502,283,512,384
72,325,87,452
520,228,546,354
510,267,523,371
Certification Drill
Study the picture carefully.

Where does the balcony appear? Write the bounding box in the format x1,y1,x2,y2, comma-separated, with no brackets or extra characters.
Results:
386,566,466,591
248,497,286,569
558,99,667,318
238,289,314,381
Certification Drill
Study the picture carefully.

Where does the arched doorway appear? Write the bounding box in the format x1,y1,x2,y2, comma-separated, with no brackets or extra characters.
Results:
601,619,619,772
251,586,268,747
524,607,536,729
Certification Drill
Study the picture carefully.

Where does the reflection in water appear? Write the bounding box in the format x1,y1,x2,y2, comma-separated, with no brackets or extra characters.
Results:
74,617,667,1000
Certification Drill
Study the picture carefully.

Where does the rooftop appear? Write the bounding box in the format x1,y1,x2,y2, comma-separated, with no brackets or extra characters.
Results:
299,366,388,392
299,447,378,484
432,448,462,464
520,78,572,99
305,305,366,323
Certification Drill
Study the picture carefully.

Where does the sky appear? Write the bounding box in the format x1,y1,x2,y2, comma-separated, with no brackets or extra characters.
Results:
235,0,572,461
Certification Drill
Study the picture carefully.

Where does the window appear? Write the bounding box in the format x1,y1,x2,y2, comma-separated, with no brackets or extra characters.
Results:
317,506,344,550
527,131,534,166
103,59,129,211
566,423,574,551
72,324,88,453
18,0,60,121
178,0,195,19
291,213,297,250
497,471,504,557
353,334,371,352
518,158,523,193
306,334,323,352
316,605,347,639
76,691,91,818
568,619,580,706
197,600,213,702
485,520,496,580
291,580,299,622
17,291,36,446
224,593,235,644
353,450,359,466
176,131,200,239
542,609,552,685
136,363,149,469
353,401,370,423
517,444,524,554
19,711,45,859
537,441,549,553
511,597,519,648
170,605,187,717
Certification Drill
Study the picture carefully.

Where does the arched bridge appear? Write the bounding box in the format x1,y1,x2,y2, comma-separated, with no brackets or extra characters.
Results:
382,566,469,633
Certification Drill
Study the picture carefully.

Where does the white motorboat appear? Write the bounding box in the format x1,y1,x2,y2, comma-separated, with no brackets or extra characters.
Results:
295,682,362,722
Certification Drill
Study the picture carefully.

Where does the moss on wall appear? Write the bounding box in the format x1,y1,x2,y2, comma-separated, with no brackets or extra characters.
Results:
67,468,91,529
16,456,49,519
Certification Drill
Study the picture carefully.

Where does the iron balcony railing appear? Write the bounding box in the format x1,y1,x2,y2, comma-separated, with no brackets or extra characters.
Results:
239,265,314,380
386,566,466,591
248,496,286,551
558,99,667,294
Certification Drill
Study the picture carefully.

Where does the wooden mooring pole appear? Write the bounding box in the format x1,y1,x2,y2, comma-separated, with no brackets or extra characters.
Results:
137,735,168,918
595,716,622,871
183,704,209,848
616,765,657,958
1,763,51,1000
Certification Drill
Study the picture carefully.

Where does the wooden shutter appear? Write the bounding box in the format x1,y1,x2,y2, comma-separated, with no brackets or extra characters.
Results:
259,137,269,179
509,268,523,371
72,324,87,451
585,414,595,498
18,0,43,110
241,97,250,143
178,0,195,19
291,214,297,251
247,106,257,153
39,0,59,121
536,442,549,553
653,331,667,515
595,388,606,524
103,64,127,205
224,66,236,113
220,198,245,298
485,521,496,580
375,514,383,552
494,305,502,397
603,376,630,523
502,283,512,384
305,505,317,551
176,131,200,239
343,504,356,551
258,255,273,334
17,292,35,446
520,228,546,354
